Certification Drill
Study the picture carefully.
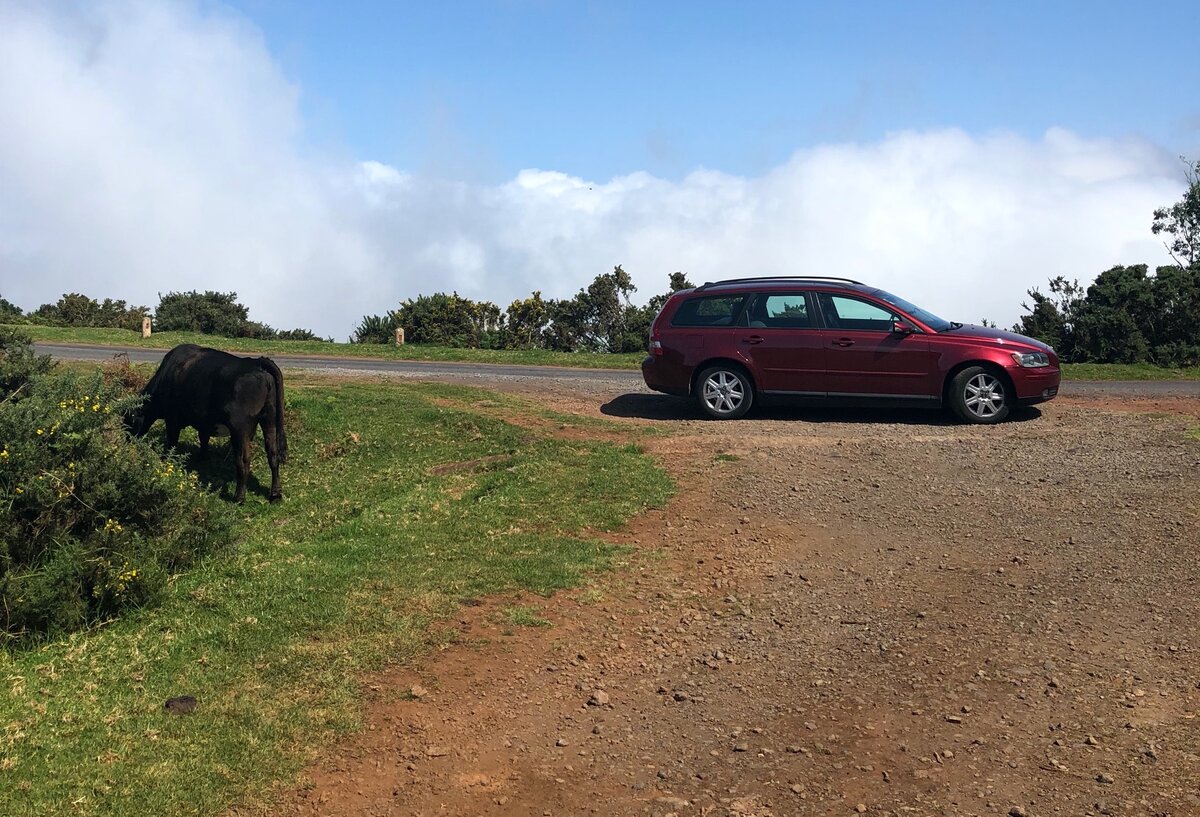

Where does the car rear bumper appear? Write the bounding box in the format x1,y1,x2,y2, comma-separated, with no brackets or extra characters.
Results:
642,355,690,396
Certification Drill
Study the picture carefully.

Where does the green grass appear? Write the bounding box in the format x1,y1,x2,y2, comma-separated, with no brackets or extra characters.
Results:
500,605,553,628
1061,362,1200,380
0,378,673,816
9,324,645,370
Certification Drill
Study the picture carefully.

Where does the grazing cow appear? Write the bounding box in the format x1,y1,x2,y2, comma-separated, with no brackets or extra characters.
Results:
128,344,288,502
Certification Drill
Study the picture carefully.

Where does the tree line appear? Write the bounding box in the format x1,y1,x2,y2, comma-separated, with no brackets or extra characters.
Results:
352,268,693,352
0,290,327,341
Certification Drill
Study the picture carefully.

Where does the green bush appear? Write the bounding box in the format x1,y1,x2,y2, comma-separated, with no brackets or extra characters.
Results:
0,294,22,320
30,293,148,331
351,313,399,344
276,327,328,341
154,290,250,336
395,292,501,348
1,325,54,398
0,337,236,644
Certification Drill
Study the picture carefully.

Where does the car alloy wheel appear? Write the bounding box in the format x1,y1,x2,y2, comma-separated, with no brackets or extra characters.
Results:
950,365,1011,424
696,366,753,419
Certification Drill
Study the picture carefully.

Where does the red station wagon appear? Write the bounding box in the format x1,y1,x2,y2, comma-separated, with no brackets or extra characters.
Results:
642,277,1060,423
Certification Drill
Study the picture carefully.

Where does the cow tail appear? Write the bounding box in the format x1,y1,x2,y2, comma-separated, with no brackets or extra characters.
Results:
262,357,288,464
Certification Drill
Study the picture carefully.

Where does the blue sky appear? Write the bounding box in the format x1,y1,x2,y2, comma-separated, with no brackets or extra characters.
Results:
1,0,1196,336
229,0,1199,181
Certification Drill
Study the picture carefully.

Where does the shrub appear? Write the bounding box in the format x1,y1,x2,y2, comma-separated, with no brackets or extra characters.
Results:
276,328,328,341
1,326,54,399
101,352,150,394
395,292,501,348
352,313,399,344
30,293,148,331
0,295,22,320
0,340,235,644
154,290,250,336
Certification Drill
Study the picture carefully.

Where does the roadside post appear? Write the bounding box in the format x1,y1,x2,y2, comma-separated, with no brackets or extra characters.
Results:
395,327,405,345
142,316,152,338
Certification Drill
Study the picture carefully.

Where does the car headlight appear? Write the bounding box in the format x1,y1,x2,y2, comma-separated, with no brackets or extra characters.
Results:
1011,351,1050,368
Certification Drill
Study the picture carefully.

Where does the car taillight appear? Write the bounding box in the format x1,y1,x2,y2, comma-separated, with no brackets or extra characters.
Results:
650,339,663,356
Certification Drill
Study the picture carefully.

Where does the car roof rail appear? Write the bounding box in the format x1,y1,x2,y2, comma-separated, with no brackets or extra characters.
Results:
694,276,864,291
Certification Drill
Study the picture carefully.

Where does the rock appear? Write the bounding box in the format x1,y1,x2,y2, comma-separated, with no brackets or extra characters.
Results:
1096,773,1114,784
409,684,429,699
425,746,449,757
587,690,610,706
855,804,867,814
556,738,569,747
1008,808,1028,817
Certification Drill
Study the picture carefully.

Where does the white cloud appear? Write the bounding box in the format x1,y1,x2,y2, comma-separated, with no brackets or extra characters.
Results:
0,1,1185,339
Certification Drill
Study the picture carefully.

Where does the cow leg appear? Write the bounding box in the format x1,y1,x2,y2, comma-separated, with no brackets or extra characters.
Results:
164,418,182,450
231,427,252,503
198,429,211,456
260,417,283,502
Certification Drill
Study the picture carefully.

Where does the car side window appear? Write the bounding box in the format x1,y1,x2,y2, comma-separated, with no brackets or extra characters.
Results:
747,293,814,328
817,294,897,332
671,295,747,327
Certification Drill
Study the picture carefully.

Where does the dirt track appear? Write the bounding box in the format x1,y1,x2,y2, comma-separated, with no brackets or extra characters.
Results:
272,385,1200,817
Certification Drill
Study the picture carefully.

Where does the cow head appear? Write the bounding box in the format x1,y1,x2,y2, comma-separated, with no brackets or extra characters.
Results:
121,396,153,437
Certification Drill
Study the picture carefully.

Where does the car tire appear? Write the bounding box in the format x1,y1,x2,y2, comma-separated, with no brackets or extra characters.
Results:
949,366,1012,424
695,365,754,420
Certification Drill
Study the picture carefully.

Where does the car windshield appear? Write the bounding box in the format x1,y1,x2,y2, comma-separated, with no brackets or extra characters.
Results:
870,289,953,332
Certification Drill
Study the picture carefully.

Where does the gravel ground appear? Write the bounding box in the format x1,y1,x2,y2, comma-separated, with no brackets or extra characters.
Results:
264,386,1199,817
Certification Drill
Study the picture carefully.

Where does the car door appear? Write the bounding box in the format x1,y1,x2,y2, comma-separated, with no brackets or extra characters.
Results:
737,292,826,395
814,292,936,398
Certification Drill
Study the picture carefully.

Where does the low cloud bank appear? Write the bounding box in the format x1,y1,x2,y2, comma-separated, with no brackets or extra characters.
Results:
0,2,1182,338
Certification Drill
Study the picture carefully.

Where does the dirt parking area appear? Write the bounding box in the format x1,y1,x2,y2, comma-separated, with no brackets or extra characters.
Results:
274,384,1199,817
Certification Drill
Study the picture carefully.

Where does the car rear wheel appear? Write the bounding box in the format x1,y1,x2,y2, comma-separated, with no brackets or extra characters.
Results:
695,365,753,419
949,366,1011,424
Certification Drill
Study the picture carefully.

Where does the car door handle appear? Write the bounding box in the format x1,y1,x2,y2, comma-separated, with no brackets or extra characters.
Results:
833,338,855,347
742,335,765,345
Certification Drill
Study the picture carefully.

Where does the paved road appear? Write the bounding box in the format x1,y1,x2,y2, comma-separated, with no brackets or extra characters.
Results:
34,342,639,384
34,342,1200,396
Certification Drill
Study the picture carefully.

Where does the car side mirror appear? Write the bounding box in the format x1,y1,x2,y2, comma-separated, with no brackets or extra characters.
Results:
892,320,915,335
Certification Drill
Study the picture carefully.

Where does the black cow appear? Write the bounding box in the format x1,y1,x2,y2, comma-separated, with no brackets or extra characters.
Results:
128,344,288,502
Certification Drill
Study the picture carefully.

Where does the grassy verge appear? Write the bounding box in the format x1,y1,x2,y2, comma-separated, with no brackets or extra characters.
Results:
1061,362,1200,380
0,376,672,816
9,324,645,370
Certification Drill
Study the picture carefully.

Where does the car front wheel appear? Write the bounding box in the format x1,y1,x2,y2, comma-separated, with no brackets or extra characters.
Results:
949,366,1012,424
695,365,754,419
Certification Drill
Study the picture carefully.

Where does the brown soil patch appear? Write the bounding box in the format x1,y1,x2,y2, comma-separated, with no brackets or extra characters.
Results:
264,389,1200,817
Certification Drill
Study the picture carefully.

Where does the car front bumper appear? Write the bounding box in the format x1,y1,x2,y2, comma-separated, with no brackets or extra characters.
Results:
1011,365,1061,405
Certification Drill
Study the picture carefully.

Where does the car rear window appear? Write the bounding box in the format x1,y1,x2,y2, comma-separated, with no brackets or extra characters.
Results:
671,295,747,327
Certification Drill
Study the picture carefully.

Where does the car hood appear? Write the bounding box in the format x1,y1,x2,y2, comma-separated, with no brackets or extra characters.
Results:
942,324,1055,354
